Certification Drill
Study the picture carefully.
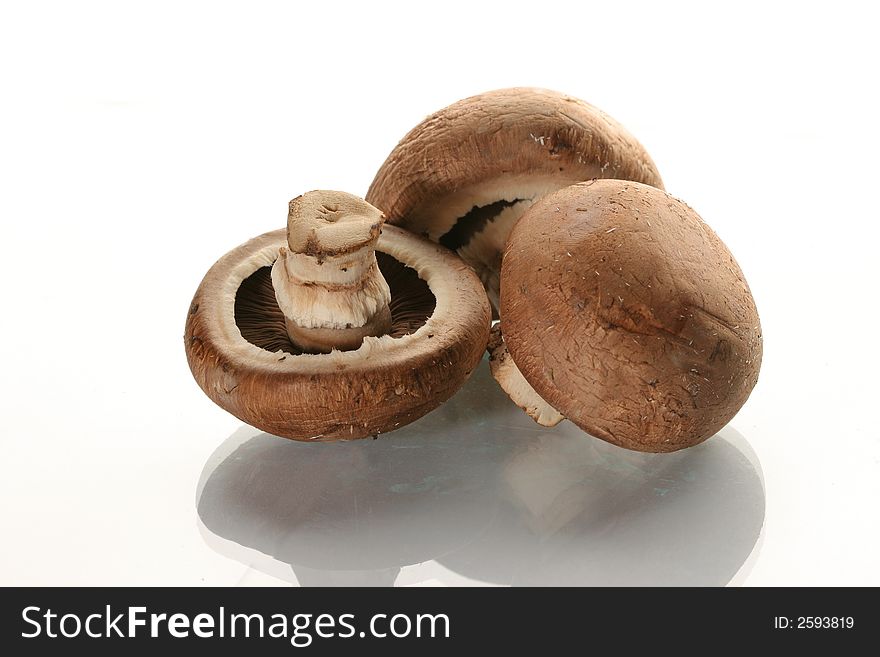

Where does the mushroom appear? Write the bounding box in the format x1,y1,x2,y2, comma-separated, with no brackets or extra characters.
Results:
185,191,491,441
366,87,664,428
366,87,664,309
495,180,762,452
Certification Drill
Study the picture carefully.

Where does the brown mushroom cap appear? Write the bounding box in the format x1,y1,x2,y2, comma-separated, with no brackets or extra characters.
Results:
185,225,491,441
499,180,762,452
366,87,663,306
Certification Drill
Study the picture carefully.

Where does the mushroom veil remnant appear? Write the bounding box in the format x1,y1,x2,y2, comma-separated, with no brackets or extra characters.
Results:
185,191,491,441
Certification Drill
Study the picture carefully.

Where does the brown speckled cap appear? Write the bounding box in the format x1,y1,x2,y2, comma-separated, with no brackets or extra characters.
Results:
185,225,491,441
499,180,762,452
367,87,664,308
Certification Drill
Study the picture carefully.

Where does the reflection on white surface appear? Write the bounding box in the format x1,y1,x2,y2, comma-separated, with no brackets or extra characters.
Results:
196,360,765,586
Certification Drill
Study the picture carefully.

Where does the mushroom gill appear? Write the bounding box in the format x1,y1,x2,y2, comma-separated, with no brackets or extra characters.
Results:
438,198,527,252
234,253,436,355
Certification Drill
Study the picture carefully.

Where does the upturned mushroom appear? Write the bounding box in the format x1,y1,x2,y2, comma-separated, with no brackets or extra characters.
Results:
494,180,762,452
185,191,491,441
366,87,663,310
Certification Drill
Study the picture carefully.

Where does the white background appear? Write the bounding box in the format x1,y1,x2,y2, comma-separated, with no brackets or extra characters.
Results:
1,0,878,586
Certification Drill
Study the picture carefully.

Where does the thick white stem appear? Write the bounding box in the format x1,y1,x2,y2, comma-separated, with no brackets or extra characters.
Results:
488,324,564,427
271,191,393,353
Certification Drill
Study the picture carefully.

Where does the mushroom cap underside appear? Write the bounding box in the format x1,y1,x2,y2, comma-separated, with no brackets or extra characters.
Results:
185,225,491,441
499,180,762,452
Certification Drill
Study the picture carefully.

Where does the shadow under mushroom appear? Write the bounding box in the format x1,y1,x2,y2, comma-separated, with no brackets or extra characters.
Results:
196,359,765,586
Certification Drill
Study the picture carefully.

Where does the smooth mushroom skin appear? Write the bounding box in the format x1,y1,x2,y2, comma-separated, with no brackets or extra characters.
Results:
185,225,491,441
500,180,762,453
366,87,664,308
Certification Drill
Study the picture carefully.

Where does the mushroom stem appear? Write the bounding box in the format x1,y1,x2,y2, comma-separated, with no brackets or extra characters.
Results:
488,324,564,427
271,191,392,353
